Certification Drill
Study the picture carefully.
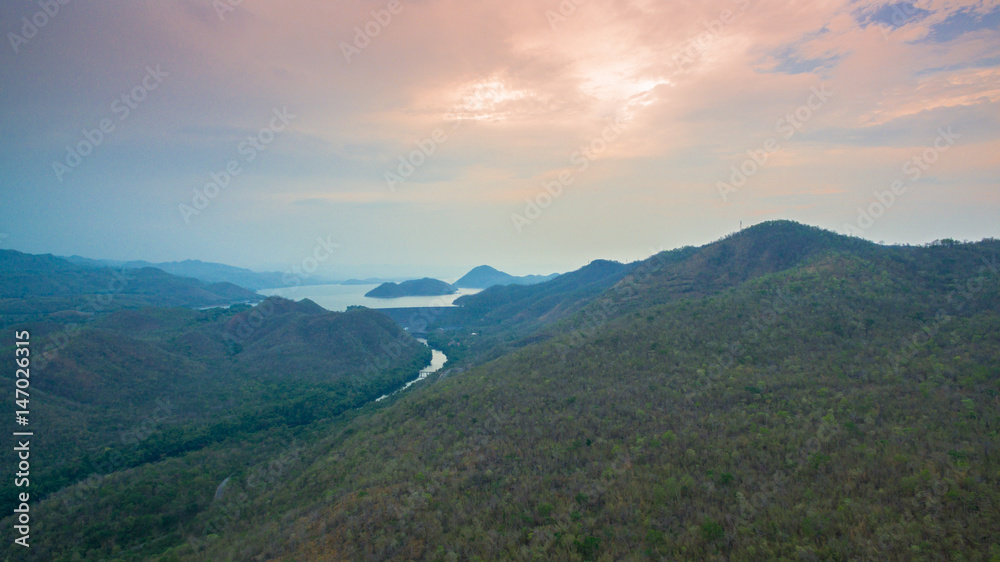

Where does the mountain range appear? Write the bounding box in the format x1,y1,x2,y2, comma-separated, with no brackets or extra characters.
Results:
1,221,998,560
0,250,261,327
62,256,338,290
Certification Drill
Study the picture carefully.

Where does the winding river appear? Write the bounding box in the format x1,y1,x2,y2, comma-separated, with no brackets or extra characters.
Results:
375,338,446,402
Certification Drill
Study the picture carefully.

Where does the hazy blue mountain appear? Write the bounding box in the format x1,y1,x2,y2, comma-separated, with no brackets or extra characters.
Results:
453,265,559,288
62,256,336,290
364,278,457,298
340,278,394,285
0,250,260,326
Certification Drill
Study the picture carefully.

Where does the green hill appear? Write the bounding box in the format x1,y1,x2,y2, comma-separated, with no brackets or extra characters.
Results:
0,250,261,327
167,222,999,561
417,258,633,364
0,296,432,560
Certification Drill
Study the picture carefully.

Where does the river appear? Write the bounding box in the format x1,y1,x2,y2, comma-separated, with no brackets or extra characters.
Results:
375,338,446,402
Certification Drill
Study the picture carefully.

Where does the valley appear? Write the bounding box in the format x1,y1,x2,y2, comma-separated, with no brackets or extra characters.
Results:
1,221,997,560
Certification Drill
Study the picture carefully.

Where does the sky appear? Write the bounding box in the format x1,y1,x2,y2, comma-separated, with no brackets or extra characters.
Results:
0,0,998,279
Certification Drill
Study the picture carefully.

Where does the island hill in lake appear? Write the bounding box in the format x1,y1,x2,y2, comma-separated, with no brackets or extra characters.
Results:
364,277,457,298
453,265,558,289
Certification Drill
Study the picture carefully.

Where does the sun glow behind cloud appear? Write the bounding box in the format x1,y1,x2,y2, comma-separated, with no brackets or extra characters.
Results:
0,0,998,273
451,78,534,122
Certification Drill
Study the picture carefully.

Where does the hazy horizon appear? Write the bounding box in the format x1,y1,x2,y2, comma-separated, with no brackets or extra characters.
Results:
19,218,1000,283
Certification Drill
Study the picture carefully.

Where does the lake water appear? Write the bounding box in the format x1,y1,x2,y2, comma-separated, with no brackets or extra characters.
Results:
258,283,482,312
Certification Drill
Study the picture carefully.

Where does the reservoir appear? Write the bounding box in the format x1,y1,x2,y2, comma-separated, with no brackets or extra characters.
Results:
258,283,481,312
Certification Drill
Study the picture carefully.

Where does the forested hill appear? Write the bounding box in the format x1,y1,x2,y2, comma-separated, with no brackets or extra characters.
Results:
451,258,630,324
365,278,457,298
0,249,260,326
425,222,875,362
429,221,999,365
599,220,879,310
63,255,307,290
578,220,1000,329
425,258,632,362
0,297,431,560
180,222,998,561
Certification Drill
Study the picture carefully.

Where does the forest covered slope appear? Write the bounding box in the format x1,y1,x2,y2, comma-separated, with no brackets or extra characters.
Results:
0,295,431,561
157,223,1000,560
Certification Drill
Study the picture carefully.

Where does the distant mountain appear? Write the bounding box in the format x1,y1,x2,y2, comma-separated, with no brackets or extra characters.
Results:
0,250,260,325
452,259,628,324
62,256,333,290
426,258,631,361
365,277,457,298
453,265,559,288
340,278,394,286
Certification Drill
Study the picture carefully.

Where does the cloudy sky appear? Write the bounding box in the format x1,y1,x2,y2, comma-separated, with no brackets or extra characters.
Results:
1,0,998,278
